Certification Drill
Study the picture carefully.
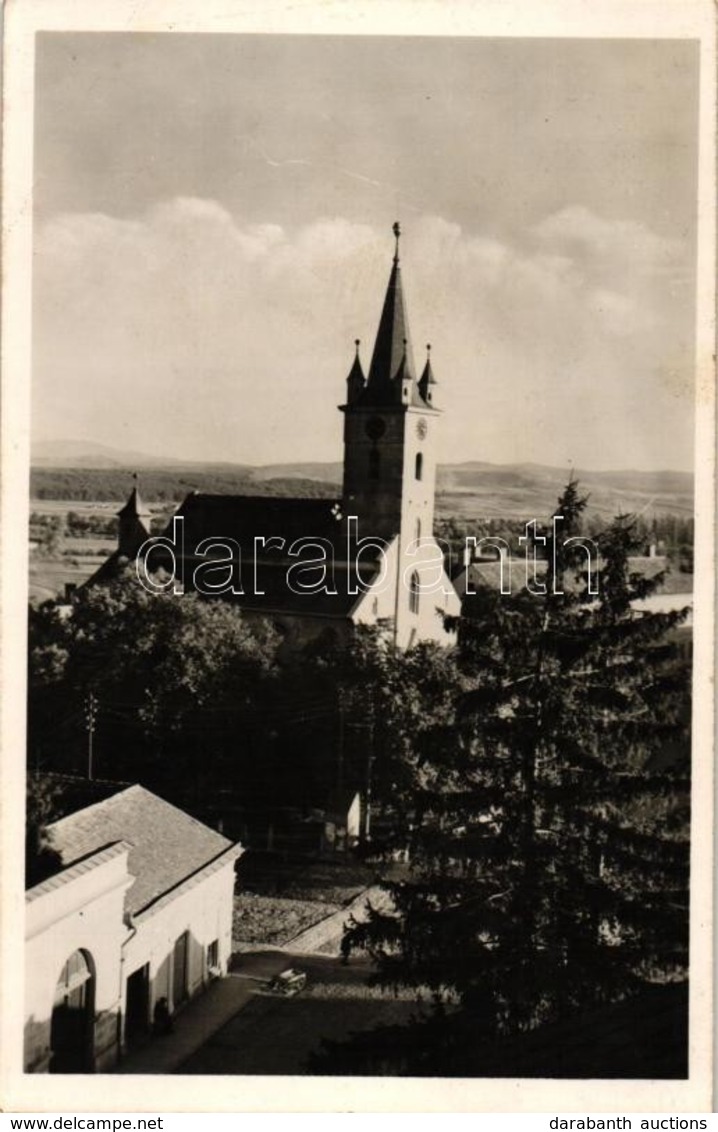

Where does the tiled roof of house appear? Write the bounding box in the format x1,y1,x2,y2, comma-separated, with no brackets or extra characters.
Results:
48,785,233,915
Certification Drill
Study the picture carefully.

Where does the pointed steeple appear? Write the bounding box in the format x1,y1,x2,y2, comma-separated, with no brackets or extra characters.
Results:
345,339,366,404
117,475,150,521
418,343,438,406
365,222,418,403
117,474,151,558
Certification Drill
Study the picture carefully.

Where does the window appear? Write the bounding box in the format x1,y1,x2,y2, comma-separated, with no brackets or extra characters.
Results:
415,452,423,481
409,571,420,615
369,447,380,480
415,518,422,544
207,940,219,973
54,950,92,1010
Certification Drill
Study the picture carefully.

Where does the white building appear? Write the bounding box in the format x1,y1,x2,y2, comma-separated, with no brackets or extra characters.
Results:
24,785,242,1073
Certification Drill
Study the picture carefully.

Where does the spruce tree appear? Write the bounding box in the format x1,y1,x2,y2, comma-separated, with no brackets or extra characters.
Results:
323,482,691,1073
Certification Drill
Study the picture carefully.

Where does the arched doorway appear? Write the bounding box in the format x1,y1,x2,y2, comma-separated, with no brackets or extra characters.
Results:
50,950,94,1073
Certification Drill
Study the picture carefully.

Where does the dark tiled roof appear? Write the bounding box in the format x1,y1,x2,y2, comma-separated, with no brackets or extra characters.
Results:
203,560,378,618
48,785,232,915
84,493,393,618
150,493,390,618
81,549,128,588
170,493,344,545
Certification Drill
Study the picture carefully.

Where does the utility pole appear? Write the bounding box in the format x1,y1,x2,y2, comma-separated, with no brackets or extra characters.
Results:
84,692,98,780
364,702,375,842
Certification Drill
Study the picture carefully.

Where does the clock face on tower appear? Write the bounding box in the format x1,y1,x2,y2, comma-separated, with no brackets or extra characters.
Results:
365,416,386,441
416,418,428,440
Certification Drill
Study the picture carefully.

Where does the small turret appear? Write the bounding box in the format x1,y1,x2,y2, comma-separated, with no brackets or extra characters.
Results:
418,343,438,407
346,339,366,404
117,475,152,558
394,338,416,406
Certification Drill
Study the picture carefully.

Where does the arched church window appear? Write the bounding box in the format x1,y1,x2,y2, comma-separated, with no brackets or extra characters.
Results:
415,452,423,481
369,447,380,480
409,571,420,615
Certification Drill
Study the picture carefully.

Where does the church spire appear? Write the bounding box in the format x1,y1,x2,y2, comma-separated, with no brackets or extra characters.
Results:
365,222,418,403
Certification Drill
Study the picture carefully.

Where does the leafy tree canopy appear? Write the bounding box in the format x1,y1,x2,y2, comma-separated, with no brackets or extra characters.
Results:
28,570,281,807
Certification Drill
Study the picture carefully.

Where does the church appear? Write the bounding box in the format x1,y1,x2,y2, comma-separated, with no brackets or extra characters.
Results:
92,224,461,651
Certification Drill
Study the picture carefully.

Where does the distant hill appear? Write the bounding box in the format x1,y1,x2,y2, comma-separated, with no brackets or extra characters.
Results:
31,436,254,473
30,443,693,520
435,462,693,521
31,439,195,469
251,462,343,485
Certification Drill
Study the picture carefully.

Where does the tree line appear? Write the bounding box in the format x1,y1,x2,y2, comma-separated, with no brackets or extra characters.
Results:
30,469,338,502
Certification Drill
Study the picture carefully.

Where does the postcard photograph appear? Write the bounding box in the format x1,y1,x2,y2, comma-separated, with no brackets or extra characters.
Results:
2,0,715,1114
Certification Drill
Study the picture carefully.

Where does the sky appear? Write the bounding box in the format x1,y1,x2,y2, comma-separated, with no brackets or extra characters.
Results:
32,33,699,471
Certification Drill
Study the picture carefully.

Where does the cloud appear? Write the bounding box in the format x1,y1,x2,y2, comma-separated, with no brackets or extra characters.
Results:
532,205,682,279
33,203,694,470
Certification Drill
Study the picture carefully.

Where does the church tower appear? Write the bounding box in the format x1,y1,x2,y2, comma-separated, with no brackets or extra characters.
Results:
340,223,440,553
